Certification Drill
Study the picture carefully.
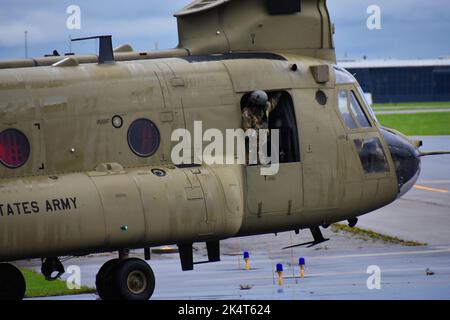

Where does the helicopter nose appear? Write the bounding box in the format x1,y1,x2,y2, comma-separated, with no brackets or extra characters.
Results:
380,128,421,198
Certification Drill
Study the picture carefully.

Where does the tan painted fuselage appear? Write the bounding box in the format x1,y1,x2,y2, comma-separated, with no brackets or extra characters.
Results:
0,0,410,265
0,52,398,262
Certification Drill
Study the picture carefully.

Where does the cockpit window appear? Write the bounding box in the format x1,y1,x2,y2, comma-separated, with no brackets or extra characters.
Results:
338,90,358,129
334,66,355,84
354,137,389,174
349,91,371,128
356,85,379,123
337,89,373,130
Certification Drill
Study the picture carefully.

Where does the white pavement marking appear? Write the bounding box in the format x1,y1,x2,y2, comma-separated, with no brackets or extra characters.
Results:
306,247,450,260
375,109,450,115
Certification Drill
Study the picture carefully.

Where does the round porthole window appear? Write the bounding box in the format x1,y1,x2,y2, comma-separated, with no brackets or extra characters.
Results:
0,129,30,169
127,119,160,158
316,90,328,106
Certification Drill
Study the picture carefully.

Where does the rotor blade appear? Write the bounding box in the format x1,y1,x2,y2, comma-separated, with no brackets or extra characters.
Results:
420,151,450,157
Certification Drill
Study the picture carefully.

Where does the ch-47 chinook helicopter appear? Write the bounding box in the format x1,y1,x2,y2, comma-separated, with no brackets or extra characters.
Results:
0,0,449,300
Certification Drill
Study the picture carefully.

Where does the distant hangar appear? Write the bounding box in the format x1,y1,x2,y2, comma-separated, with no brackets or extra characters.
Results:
339,58,450,104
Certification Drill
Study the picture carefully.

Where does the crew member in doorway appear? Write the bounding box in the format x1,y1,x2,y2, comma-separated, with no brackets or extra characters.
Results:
242,90,282,164
242,90,268,131
242,90,282,130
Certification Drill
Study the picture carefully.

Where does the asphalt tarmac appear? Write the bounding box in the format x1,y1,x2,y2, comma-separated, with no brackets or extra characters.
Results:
27,237,450,300
26,136,450,300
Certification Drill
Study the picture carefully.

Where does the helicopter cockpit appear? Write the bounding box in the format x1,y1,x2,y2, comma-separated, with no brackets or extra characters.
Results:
334,65,421,197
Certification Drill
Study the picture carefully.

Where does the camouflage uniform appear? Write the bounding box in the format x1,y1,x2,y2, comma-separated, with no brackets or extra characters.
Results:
242,93,282,131
242,106,264,131
263,93,282,127
242,92,282,165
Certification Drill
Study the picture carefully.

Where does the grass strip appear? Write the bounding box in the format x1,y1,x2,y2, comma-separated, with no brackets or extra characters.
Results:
331,224,427,247
22,268,95,298
376,112,450,136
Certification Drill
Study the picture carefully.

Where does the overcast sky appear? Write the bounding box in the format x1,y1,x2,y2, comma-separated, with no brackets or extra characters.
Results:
0,0,449,60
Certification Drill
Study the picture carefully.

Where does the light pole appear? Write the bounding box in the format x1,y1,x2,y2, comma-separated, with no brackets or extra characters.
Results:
24,30,28,58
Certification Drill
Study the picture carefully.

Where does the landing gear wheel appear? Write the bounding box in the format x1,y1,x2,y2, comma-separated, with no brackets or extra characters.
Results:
0,263,26,300
114,258,155,300
96,259,120,300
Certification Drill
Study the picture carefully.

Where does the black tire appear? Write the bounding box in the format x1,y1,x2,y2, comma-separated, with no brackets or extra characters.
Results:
0,264,26,300
114,258,155,300
96,259,120,300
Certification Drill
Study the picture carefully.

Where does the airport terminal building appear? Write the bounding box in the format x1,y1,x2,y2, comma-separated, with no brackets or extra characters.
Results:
339,58,450,104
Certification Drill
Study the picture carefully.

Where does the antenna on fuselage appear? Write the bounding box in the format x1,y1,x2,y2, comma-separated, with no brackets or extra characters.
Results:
71,35,114,64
